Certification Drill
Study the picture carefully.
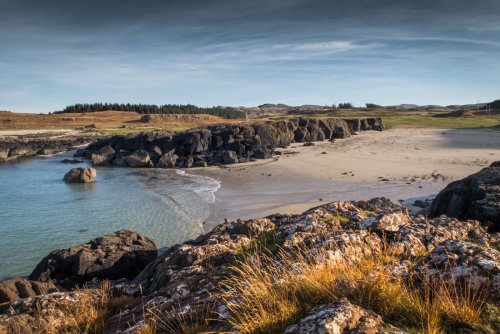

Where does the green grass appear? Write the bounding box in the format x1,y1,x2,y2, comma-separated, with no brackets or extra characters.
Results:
266,109,500,130
235,231,281,261
381,115,500,129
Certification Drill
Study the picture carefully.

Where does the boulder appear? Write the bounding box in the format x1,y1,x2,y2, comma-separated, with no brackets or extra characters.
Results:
63,167,96,183
111,152,128,167
252,148,273,159
345,119,361,132
90,145,115,165
429,162,500,232
156,149,178,168
29,229,157,286
253,124,278,149
367,117,384,131
361,212,411,234
415,239,500,300
0,278,58,304
125,150,151,168
222,150,238,164
8,147,33,158
284,298,405,334
0,148,9,160
330,119,351,138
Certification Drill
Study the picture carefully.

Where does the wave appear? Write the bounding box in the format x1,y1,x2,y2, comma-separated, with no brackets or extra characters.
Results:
175,169,221,203
137,169,221,223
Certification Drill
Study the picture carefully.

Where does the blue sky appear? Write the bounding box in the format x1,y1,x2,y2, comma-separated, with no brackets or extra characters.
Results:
1,0,499,113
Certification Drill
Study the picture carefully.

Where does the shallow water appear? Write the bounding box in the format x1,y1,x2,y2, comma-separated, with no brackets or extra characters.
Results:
0,152,220,279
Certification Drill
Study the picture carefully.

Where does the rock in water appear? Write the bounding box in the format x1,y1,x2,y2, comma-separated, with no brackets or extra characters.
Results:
60,158,82,164
28,229,157,286
429,161,500,232
63,167,96,183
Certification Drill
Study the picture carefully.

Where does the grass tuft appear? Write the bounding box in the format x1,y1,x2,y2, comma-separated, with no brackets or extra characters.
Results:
221,242,492,334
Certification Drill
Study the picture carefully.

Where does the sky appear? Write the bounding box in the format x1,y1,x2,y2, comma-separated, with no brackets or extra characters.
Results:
1,0,500,113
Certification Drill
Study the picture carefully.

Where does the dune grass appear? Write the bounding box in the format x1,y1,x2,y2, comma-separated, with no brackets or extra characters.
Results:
221,243,493,334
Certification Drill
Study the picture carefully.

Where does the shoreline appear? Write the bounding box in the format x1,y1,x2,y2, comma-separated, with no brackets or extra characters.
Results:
193,127,500,230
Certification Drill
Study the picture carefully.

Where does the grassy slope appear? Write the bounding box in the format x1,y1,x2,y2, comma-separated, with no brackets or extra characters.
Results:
2,109,499,134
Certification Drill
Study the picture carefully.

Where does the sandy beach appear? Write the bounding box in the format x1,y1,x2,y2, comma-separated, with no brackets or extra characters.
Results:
194,127,500,226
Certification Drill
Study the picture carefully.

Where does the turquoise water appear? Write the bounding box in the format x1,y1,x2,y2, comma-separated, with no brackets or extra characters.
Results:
0,152,220,280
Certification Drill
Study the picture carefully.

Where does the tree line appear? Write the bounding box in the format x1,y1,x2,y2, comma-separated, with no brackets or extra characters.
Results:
53,103,246,119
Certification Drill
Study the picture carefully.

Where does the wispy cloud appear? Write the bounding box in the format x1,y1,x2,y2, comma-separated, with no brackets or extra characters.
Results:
1,0,500,112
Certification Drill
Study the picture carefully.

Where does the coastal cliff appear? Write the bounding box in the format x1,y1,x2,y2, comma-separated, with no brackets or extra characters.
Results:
82,117,383,168
0,162,499,334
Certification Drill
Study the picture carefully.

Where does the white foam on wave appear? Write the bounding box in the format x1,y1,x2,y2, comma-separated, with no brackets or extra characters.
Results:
175,169,221,203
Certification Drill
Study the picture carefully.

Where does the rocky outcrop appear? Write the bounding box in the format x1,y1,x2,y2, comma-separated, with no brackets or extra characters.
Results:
2,166,499,333
156,149,178,168
0,290,102,333
415,239,500,298
28,229,157,287
63,167,96,183
0,134,99,163
1,197,498,333
82,117,383,168
284,298,405,334
124,149,151,167
90,145,115,165
102,197,499,333
0,279,58,304
429,161,500,232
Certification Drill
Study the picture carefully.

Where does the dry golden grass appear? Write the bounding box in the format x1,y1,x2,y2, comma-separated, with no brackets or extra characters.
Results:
7,281,140,334
149,303,216,334
221,243,492,334
0,110,235,133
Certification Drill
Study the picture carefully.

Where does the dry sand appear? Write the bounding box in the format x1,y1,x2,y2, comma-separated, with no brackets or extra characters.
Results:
0,129,78,136
193,128,500,225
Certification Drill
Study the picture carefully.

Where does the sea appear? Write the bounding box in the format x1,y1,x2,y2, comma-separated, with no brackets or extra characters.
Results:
0,151,220,280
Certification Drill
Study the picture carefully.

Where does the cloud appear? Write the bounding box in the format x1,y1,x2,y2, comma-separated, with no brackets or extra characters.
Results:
1,0,500,112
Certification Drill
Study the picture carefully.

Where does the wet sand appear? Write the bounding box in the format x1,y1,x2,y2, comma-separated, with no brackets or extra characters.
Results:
193,128,500,227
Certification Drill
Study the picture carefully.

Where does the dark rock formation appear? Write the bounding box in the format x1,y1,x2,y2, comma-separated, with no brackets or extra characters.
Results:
60,158,82,164
156,149,178,168
0,134,99,163
28,229,157,287
63,167,96,183
429,161,500,232
84,117,383,168
90,145,115,165
0,279,58,304
124,149,151,167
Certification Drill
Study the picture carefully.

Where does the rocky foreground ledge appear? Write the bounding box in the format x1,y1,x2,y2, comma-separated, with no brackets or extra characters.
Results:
0,163,498,334
80,117,383,168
